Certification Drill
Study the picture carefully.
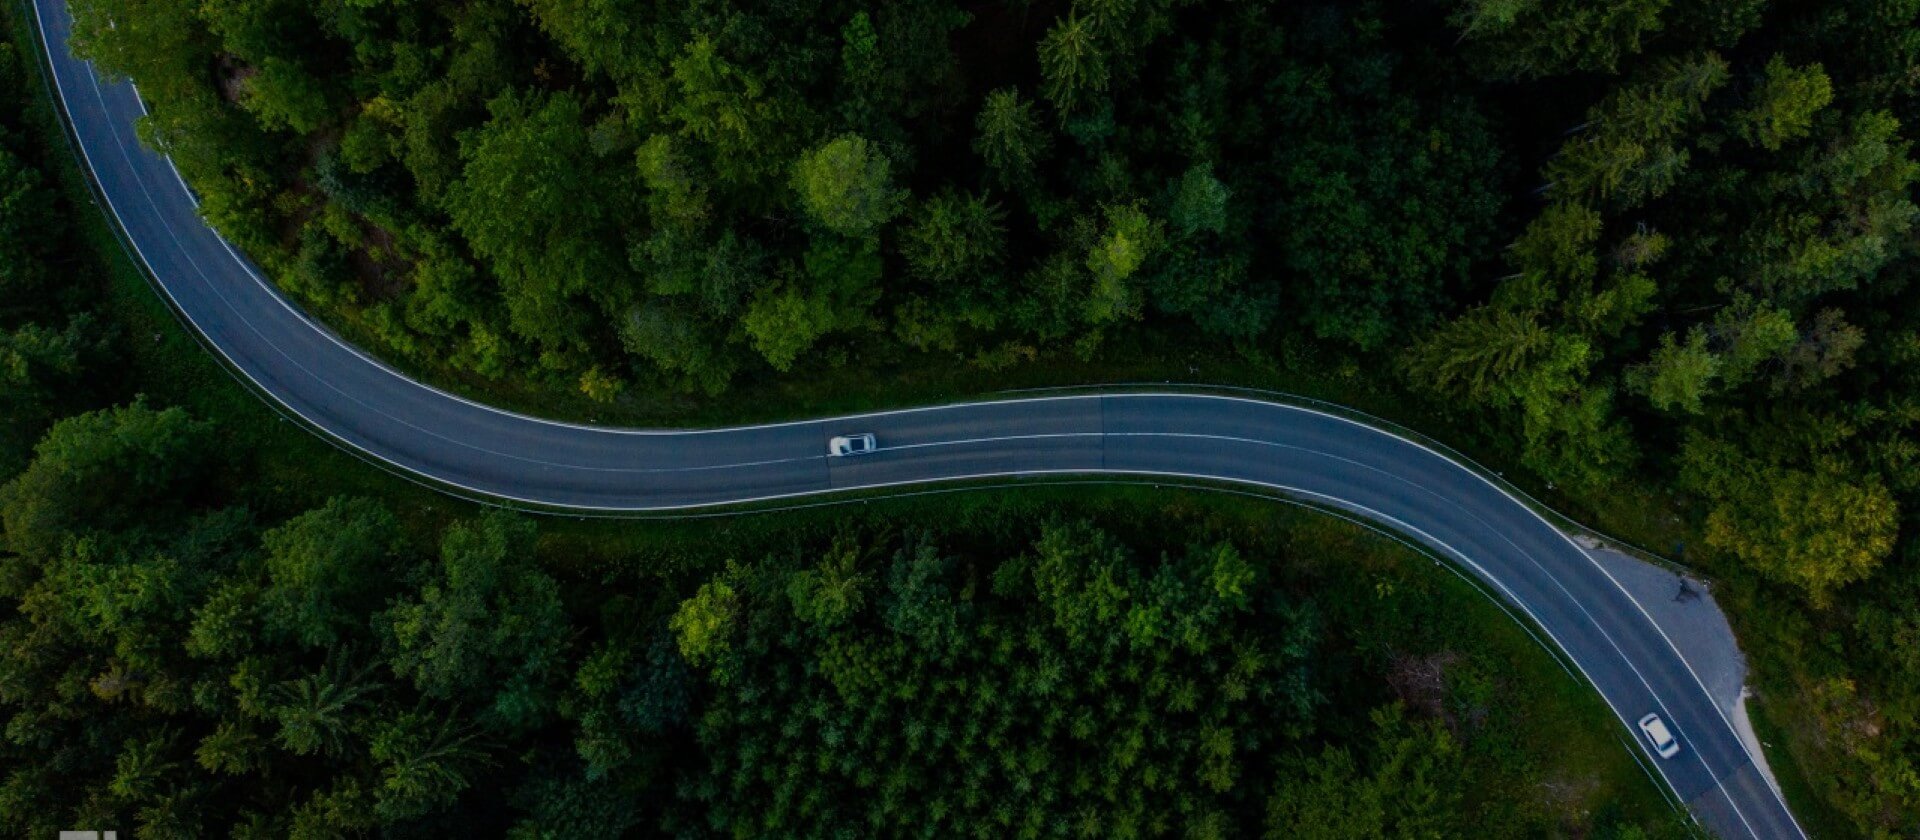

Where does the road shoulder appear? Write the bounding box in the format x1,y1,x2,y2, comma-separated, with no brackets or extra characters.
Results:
1580,538,1784,799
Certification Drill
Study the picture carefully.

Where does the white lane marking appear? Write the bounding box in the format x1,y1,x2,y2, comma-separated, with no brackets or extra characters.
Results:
32,8,1797,835
867,433,1100,453
823,463,1740,837
47,82,1777,835
1104,429,1755,835
1250,490,1581,683
26,21,1104,485
1195,399,1794,838
72,67,729,476
54,47,837,476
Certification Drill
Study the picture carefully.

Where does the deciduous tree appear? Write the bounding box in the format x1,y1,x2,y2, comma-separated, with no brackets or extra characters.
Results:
790,134,906,237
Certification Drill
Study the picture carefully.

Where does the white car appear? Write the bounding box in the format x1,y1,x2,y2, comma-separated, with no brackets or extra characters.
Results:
828,433,878,457
1638,713,1681,759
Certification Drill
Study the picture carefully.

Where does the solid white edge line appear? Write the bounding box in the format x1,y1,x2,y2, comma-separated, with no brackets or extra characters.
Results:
30,6,1801,837
1108,430,1762,837
1248,399,1795,837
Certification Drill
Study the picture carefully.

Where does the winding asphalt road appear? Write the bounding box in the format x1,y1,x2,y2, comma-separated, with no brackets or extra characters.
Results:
31,1,1804,835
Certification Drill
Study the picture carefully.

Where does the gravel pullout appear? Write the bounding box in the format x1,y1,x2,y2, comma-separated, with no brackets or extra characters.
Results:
1578,537,1783,796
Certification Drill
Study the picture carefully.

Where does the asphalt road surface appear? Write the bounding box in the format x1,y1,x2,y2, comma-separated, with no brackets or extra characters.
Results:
31,1,1805,835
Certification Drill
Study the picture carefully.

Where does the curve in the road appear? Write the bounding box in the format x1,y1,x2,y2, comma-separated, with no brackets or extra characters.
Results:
29,2,1803,836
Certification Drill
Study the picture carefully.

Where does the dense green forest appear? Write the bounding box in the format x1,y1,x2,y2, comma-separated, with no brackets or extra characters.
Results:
0,17,1691,835
65,0,1518,391
0,430,1686,838
0,70,1686,831
13,0,1920,833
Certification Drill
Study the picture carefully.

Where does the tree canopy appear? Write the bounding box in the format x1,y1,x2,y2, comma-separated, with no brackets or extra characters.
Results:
31,0,1920,831
0,404,1688,835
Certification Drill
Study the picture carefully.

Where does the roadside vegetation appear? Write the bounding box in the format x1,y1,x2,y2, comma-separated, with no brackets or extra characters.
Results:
6,0,1920,834
0,7,1691,834
0,404,1688,836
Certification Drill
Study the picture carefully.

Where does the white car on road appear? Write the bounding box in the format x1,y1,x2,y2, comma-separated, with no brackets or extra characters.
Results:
1639,713,1682,759
828,433,878,457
